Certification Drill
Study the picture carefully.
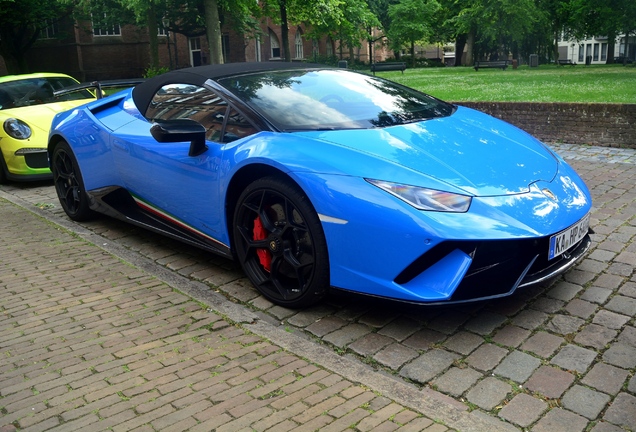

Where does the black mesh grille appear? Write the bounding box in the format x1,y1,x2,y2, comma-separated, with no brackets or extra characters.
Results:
24,152,49,169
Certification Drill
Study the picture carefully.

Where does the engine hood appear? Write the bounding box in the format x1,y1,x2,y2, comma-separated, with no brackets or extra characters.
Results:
295,106,558,197
3,99,93,134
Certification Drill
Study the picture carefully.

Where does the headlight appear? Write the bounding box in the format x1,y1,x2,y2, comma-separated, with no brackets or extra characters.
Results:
367,179,472,212
4,118,32,140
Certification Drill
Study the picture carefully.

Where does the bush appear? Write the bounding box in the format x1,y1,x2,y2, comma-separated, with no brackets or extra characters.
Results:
143,66,169,78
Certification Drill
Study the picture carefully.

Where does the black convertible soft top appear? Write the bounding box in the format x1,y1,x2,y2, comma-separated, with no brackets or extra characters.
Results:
132,62,325,115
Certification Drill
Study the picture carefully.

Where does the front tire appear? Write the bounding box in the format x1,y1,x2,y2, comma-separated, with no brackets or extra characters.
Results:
233,176,329,308
51,141,96,221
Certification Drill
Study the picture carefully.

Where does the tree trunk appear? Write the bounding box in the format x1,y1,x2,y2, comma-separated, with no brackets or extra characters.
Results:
146,5,159,69
410,40,415,67
466,28,475,65
454,34,466,66
279,0,291,62
203,0,223,64
606,29,616,64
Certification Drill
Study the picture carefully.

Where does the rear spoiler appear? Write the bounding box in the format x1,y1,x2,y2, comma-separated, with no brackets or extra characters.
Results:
53,78,146,99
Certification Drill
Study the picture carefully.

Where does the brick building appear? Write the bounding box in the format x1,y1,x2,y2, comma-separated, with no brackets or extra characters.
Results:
1,14,391,81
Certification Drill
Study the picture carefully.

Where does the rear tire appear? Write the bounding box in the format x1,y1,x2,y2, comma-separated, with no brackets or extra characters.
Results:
233,176,329,308
51,141,96,221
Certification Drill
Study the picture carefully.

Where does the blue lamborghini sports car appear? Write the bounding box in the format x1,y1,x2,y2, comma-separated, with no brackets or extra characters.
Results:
48,63,592,308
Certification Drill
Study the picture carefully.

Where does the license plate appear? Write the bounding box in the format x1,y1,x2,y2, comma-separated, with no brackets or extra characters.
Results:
548,213,590,260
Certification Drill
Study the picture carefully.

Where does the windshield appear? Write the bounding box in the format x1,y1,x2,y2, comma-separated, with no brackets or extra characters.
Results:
218,69,455,131
0,77,93,110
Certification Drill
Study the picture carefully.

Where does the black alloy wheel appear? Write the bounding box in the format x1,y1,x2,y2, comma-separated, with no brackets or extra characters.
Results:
233,176,329,308
51,141,96,221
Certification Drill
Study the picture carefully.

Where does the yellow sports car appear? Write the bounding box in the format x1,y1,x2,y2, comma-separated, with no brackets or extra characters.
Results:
0,73,94,182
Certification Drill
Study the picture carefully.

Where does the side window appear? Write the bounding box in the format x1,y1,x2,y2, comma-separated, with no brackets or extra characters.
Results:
145,84,256,143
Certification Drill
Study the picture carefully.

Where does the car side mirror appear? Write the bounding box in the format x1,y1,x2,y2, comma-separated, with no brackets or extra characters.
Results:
150,119,208,157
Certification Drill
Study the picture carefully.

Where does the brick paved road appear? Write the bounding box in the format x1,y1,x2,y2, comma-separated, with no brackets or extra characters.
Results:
1,143,635,431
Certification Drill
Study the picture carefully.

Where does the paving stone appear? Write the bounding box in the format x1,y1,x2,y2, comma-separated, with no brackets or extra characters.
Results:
574,324,618,350
565,269,596,285
498,393,547,427
531,407,589,432
618,281,636,298
520,332,563,358
348,333,394,357
580,287,612,304
469,410,520,432
376,317,421,342
305,316,348,337
575,258,608,274
373,343,419,370
606,262,634,277
322,323,372,348
562,385,610,419
593,273,625,289
602,343,636,369
465,377,512,411
399,349,460,384
564,299,597,319
426,310,470,334
430,367,482,397
493,350,541,383
592,310,631,329
604,295,636,316
628,374,636,393
589,421,625,432
547,281,583,302
551,344,597,373
464,311,507,336
531,297,565,313
358,310,400,328
545,314,585,335
603,393,636,430
617,326,636,347
524,365,575,399
442,331,483,355
589,249,618,263
286,305,337,327
465,344,509,372
511,309,548,330
492,325,531,348
402,329,446,351
581,363,628,395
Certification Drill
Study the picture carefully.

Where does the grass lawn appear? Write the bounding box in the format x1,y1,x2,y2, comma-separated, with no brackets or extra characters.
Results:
375,64,636,103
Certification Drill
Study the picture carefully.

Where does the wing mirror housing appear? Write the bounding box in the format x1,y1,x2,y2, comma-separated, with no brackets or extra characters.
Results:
150,119,208,156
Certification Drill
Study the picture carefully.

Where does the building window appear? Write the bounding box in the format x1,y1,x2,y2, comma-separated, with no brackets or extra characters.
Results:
158,27,168,37
190,37,202,66
601,43,607,61
312,39,319,58
269,30,280,59
578,44,584,62
39,20,58,39
295,30,303,59
593,43,599,61
92,13,121,36
326,37,333,57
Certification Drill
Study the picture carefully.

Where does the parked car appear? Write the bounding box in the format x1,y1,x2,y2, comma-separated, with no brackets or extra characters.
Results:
0,73,94,182
48,63,592,307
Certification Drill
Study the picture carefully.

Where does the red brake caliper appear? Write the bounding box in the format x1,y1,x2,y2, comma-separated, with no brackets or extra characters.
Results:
253,216,272,272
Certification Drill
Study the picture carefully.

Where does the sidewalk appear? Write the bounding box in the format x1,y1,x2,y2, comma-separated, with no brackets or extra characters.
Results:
1,142,635,432
0,198,510,431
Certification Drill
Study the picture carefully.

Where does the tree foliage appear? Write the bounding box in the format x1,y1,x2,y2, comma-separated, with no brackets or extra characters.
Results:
387,0,440,64
0,0,72,73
